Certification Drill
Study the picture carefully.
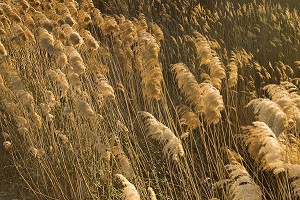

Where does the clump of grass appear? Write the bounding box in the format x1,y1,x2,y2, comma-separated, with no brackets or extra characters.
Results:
0,0,300,199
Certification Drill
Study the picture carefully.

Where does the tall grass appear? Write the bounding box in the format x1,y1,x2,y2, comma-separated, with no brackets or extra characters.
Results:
0,0,300,199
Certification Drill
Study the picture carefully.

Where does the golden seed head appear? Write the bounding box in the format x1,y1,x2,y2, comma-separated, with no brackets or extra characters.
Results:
3,141,12,150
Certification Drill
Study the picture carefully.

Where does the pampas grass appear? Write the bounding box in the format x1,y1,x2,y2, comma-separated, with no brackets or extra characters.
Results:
193,32,225,90
61,24,84,47
64,46,86,74
227,51,238,88
172,62,224,124
286,164,300,198
246,98,288,135
136,30,163,100
147,187,158,200
37,27,54,53
1,0,300,199
77,99,95,118
3,141,12,150
226,163,262,200
177,104,200,131
112,142,134,179
240,122,286,174
171,62,204,112
139,111,184,162
115,174,140,200
0,41,7,56
264,83,300,129
48,69,70,97
225,150,262,200
80,29,99,50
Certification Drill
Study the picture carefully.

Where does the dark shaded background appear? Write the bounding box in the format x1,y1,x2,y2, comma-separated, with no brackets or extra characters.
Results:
205,0,300,9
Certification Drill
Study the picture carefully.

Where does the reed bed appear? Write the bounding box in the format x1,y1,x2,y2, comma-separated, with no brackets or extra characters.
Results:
0,0,300,199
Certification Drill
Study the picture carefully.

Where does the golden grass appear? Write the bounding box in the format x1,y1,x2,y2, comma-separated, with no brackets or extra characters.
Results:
0,0,300,199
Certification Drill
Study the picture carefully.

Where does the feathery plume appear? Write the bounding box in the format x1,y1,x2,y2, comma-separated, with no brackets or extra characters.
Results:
246,98,288,135
80,0,95,12
76,99,95,118
37,28,54,54
79,29,99,50
30,110,42,128
93,142,111,161
3,141,12,150
64,46,86,74
55,3,76,26
135,13,147,33
11,24,35,44
149,22,164,42
66,1,78,16
194,32,212,66
31,11,53,31
226,163,262,200
279,134,300,164
264,84,300,128
136,31,163,100
210,50,226,89
94,73,115,101
100,16,120,36
57,132,68,144
53,40,68,67
147,187,157,200
240,121,286,174
280,82,300,108
40,103,54,122
68,72,81,91
193,32,225,89
177,104,200,131
91,8,104,28
15,90,34,108
45,90,57,108
225,149,262,199
0,21,6,36
1,99,18,114
77,10,92,28
286,164,300,198
119,16,138,45
0,41,7,56
139,111,184,161
172,63,224,124
115,174,140,200
61,24,84,47
112,143,134,179
29,146,45,159
263,84,290,101
24,13,36,30
48,69,70,97
17,0,30,11
0,3,21,23
171,63,203,112
199,82,225,124
227,51,238,88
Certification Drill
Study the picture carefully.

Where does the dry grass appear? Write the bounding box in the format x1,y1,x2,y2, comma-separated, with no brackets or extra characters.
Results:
0,0,300,199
